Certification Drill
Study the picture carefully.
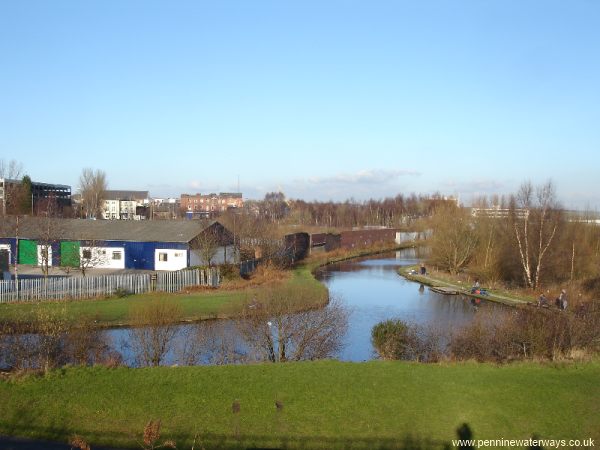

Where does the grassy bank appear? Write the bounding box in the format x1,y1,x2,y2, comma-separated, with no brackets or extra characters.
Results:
0,263,328,328
0,360,598,449
399,265,535,306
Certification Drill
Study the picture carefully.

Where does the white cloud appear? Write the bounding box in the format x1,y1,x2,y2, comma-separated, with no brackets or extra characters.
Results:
305,169,420,186
270,168,422,201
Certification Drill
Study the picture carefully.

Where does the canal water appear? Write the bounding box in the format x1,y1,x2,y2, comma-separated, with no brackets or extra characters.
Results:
316,249,495,361
108,248,498,365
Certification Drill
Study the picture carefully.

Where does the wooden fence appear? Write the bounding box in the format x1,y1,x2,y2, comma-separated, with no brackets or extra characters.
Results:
239,258,261,276
0,267,220,303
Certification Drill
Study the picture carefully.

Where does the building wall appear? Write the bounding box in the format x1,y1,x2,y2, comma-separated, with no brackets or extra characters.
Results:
37,245,53,267
181,193,243,214
102,198,147,220
103,199,120,220
80,246,126,269
154,248,188,271
311,233,342,252
190,245,236,266
340,229,399,249
284,232,310,261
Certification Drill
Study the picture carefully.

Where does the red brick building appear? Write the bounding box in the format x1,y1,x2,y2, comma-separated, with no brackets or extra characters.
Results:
180,192,243,217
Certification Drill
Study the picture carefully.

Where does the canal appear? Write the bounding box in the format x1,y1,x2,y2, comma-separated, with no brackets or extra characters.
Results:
316,248,498,361
108,248,498,364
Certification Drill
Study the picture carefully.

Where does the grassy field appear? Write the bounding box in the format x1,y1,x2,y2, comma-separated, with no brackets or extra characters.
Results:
0,360,598,449
0,262,328,327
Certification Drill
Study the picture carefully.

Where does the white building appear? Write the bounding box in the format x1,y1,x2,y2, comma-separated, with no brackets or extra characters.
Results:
102,190,149,220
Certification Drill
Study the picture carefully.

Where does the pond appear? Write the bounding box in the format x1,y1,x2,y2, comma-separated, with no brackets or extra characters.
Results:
108,248,500,365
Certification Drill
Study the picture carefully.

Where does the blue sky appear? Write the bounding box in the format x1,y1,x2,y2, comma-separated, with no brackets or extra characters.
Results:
1,1,599,208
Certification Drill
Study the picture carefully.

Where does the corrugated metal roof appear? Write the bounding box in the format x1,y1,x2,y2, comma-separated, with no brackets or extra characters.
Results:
0,217,217,243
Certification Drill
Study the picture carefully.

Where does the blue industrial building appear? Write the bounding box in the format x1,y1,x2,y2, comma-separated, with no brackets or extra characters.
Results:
0,218,235,271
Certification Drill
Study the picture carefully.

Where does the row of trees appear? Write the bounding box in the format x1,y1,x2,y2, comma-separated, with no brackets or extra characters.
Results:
249,192,457,228
429,181,600,289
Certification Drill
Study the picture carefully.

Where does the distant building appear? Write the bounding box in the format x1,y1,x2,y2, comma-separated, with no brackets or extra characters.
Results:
180,192,243,219
148,198,181,220
470,206,529,219
102,190,149,220
0,178,71,215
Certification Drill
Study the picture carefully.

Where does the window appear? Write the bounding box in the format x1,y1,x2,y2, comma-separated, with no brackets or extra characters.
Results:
82,249,92,259
174,252,183,257
159,253,168,262
112,252,122,260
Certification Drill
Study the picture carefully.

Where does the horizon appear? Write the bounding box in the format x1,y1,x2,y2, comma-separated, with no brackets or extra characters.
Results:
2,1,599,209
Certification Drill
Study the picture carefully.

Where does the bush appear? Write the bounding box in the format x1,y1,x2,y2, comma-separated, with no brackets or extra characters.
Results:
219,263,241,281
114,287,132,298
450,308,600,362
371,320,411,360
371,319,444,362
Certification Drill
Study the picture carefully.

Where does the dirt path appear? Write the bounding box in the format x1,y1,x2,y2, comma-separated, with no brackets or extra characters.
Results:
399,266,532,306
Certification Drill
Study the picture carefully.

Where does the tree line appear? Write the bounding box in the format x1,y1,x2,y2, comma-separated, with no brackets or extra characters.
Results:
246,192,457,229
428,180,600,290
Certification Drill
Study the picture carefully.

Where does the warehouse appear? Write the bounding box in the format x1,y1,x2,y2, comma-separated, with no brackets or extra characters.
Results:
0,218,235,271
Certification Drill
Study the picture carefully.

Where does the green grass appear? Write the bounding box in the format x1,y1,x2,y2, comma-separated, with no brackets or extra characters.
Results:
0,360,598,449
0,264,328,327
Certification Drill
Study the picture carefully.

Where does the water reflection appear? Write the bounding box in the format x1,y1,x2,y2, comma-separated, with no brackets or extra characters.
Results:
108,249,500,365
317,249,500,361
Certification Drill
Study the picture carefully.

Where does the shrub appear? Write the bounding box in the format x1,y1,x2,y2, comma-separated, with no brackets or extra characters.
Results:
114,287,132,298
372,319,444,362
450,308,600,362
219,262,241,281
371,320,411,360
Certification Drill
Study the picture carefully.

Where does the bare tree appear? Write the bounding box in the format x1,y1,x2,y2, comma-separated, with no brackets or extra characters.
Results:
191,228,219,267
429,204,478,275
78,240,110,276
34,197,64,278
0,159,23,178
175,321,245,365
190,222,233,266
0,159,24,215
79,168,107,219
236,286,348,362
260,192,288,222
128,299,182,366
510,181,562,289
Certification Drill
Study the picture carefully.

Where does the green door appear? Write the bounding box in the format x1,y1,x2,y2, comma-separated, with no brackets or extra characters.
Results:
18,239,37,265
60,241,80,267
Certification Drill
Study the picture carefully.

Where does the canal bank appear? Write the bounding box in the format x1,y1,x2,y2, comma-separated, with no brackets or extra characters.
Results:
399,265,534,306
